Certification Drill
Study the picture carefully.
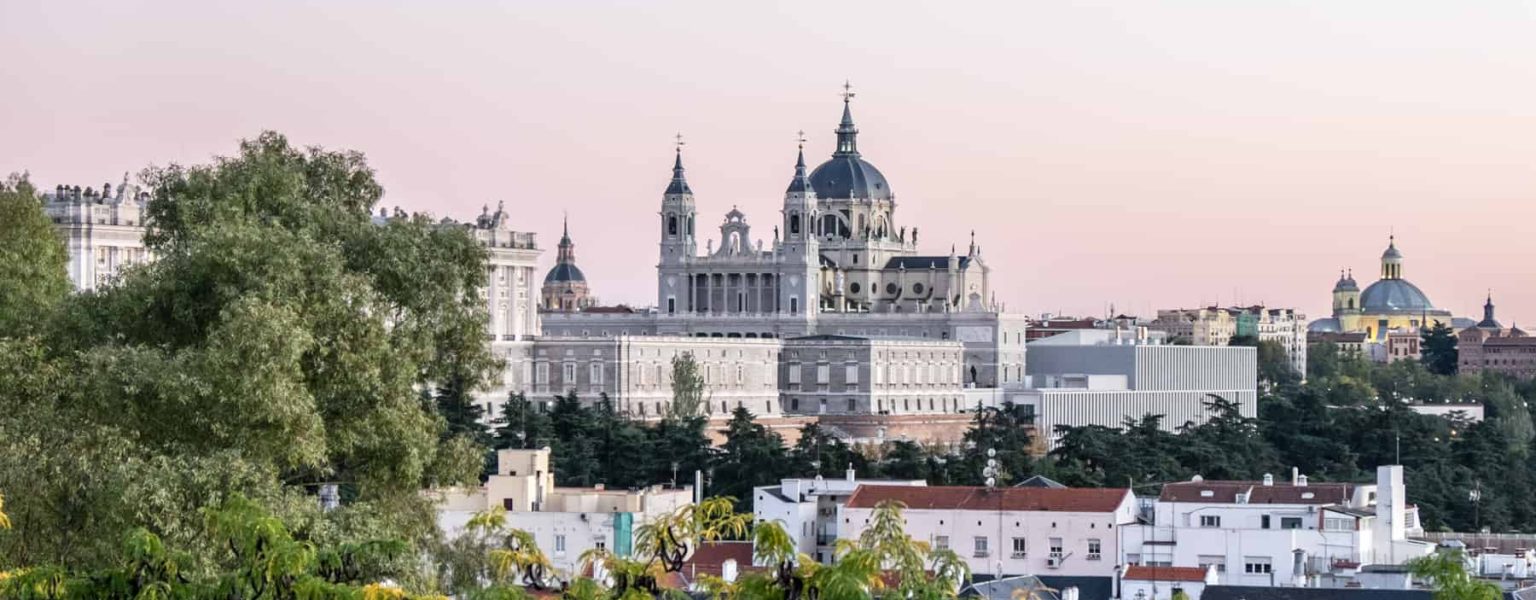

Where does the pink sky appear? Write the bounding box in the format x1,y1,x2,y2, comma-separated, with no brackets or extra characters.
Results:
5,1,1536,324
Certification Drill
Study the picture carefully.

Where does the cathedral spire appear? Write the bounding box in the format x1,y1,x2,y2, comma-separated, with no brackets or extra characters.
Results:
834,80,860,157
786,131,813,194
665,133,692,195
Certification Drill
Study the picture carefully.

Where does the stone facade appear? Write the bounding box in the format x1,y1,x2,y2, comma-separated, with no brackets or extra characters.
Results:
42,179,154,291
779,335,966,417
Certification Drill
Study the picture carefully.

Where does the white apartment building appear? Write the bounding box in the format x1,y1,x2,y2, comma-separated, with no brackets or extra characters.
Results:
1121,466,1434,590
840,485,1137,583
1017,329,1257,446
433,448,692,578
753,471,926,564
1148,307,1308,375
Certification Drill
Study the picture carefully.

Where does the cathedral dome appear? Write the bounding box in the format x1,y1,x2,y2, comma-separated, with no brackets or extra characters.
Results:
808,156,891,201
809,88,893,202
1359,279,1434,313
544,263,586,284
1307,317,1342,333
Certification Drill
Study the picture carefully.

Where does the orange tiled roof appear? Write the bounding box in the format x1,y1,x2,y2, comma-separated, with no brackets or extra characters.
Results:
845,485,1130,513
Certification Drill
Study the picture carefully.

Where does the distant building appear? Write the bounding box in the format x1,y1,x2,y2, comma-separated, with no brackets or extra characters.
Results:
1148,306,1307,374
541,217,594,312
529,335,782,419
1307,237,1471,343
1017,329,1257,446
1120,565,1218,600
1121,466,1433,590
779,335,966,417
1458,294,1535,379
42,179,153,291
752,470,926,564
1308,332,1367,357
840,484,1137,582
432,448,692,578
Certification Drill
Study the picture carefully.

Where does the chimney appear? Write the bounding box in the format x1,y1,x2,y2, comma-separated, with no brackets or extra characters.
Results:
846,463,856,483
1376,465,1406,541
1263,473,1274,486
1292,466,1300,485
1297,475,1308,487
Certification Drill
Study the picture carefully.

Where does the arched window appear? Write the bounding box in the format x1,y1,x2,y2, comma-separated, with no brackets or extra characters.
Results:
668,215,678,235
1348,298,1355,309
790,214,800,234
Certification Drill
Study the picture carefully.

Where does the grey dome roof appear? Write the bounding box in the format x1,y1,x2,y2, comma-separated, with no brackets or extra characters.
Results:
544,263,586,284
1360,279,1434,312
808,155,891,201
1333,272,1359,292
1308,317,1342,333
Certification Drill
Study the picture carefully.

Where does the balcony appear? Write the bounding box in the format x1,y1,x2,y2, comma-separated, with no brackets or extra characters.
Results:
974,550,991,558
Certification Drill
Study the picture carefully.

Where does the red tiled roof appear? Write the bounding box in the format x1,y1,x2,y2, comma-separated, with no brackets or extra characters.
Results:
845,485,1130,513
684,541,755,575
1159,481,1354,505
1124,565,1208,582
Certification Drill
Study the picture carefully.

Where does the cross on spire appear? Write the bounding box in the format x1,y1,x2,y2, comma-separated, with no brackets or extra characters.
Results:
674,132,686,153
842,80,856,103
796,130,806,149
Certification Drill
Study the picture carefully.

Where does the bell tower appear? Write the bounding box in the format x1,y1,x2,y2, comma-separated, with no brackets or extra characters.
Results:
780,135,820,319
658,135,697,314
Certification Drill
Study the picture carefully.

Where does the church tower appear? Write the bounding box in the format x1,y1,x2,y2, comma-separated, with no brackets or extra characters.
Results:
1332,269,1361,315
657,140,697,314
779,139,820,317
1380,235,1403,280
541,216,593,311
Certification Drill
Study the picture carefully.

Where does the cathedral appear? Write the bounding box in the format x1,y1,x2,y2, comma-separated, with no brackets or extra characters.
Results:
652,89,991,321
1307,236,1469,341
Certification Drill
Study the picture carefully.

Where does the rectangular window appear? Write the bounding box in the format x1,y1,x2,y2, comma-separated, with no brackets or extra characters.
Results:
846,398,856,412
1200,515,1221,528
816,364,830,384
536,363,549,384
555,535,567,553
562,362,576,382
1049,537,1063,557
973,536,989,557
590,363,604,385
846,364,859,384
1261,515,1270,529
1198,555,1227,573
935,536,950,551
1244,557,1272,574
1281,517,1303,530
1011,537,1027,557
1324,517,1353,531
1087,539,1102,560
788,364,802,385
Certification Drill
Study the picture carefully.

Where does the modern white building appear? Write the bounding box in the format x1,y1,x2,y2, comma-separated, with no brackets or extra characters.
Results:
432,448,692,578
840,485,1137,583
1121,466,1434,590
42,180,153,291
1016,329,1257,445
1119,565,1218,600
752,471,926,564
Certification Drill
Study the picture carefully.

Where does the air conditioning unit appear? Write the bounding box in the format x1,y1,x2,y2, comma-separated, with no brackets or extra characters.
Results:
1047,557,1062,569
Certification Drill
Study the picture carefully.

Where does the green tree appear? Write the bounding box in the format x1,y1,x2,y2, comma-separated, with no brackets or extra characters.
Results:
1,132,492,571
950,402,1037,486
1177,395,1279,480
491,392,554,451
711,407,790,509
789,422,867,479
0,174,70,336
670,352,706,418
1408,550,1501,600
1421,322,1459,376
